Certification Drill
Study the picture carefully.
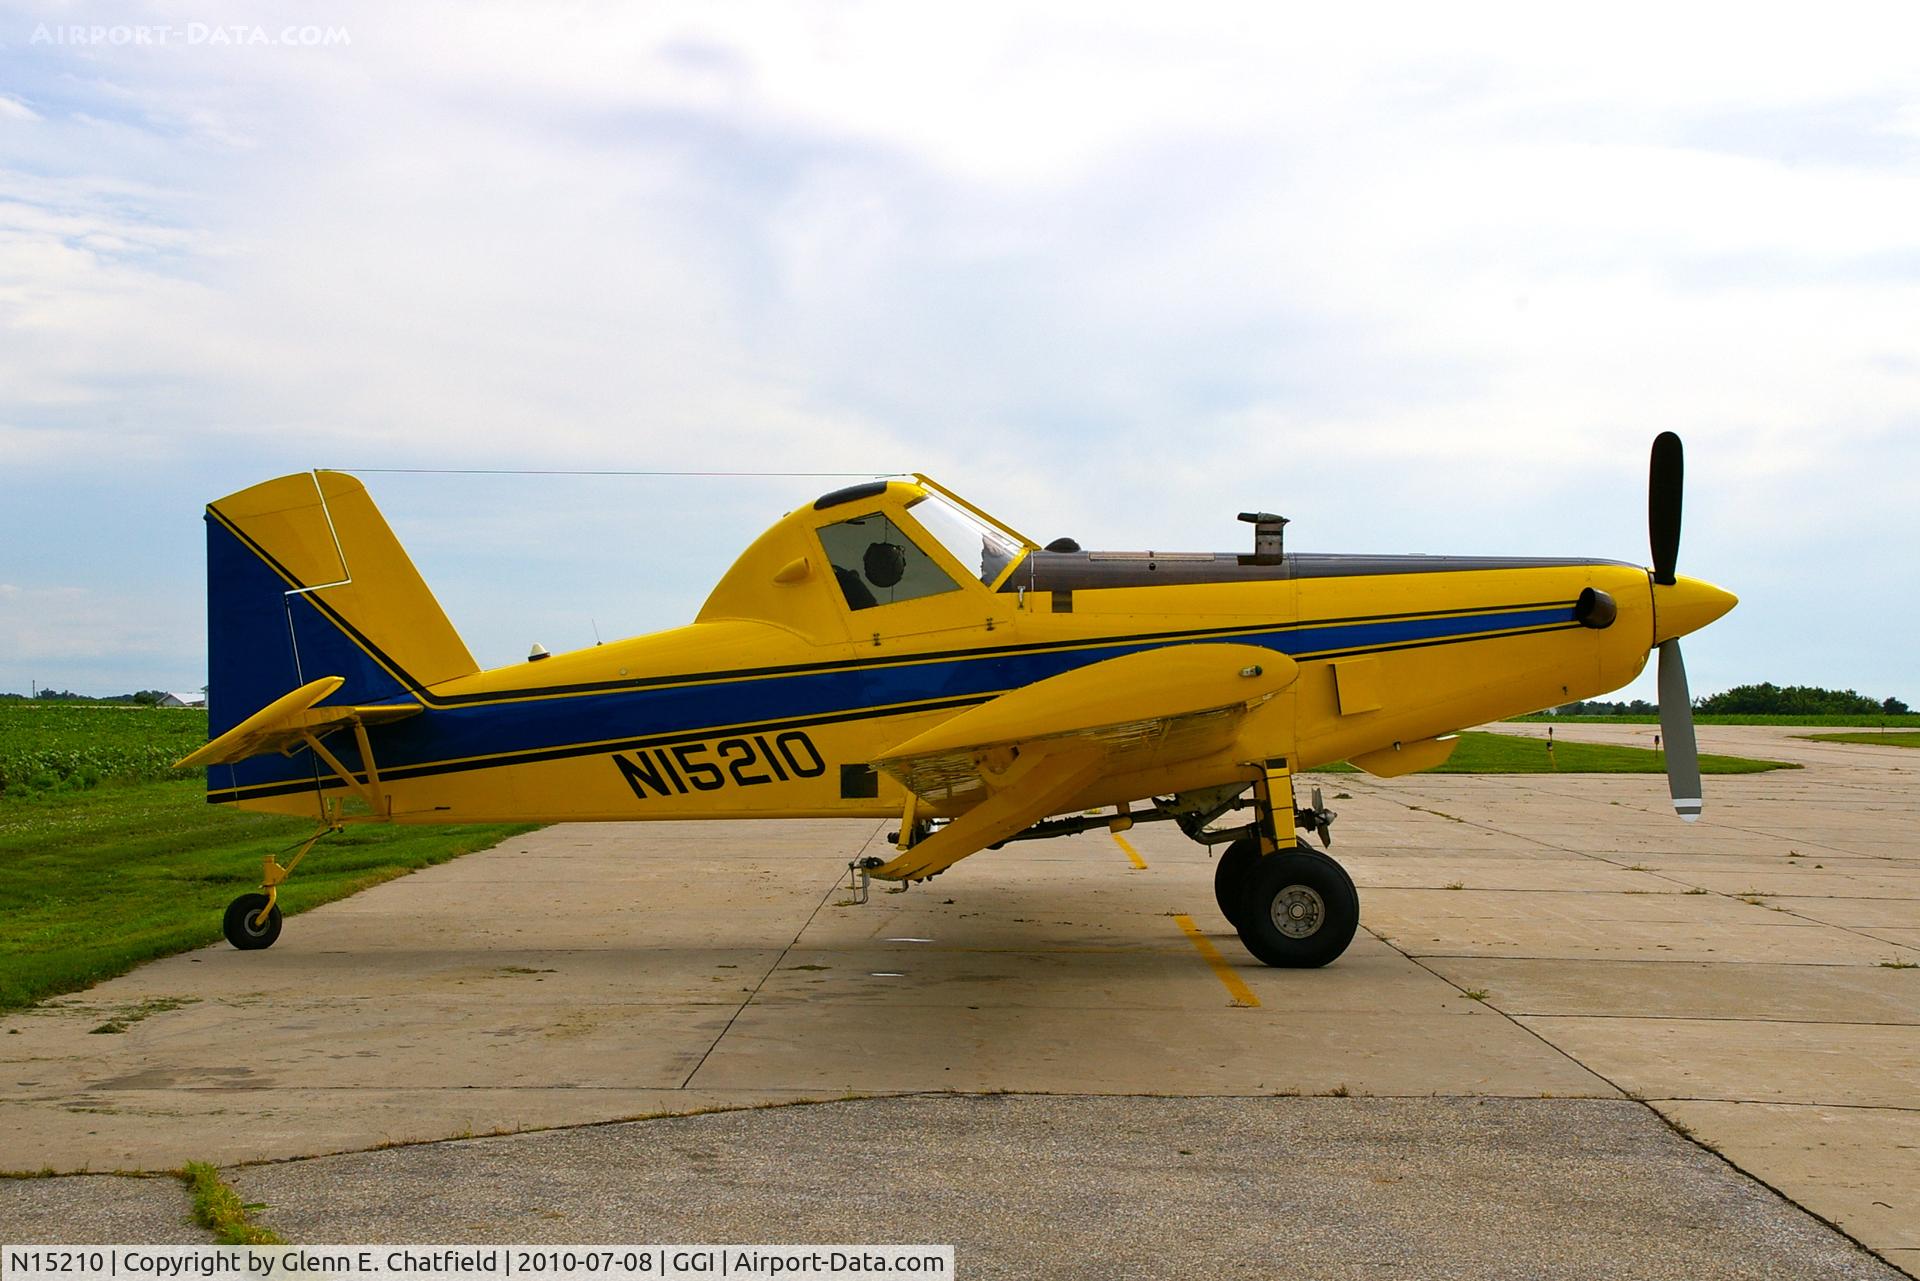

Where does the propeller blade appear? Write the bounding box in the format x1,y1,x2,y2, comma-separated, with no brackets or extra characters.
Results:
1649,431,1684,585
1658,639,1702,821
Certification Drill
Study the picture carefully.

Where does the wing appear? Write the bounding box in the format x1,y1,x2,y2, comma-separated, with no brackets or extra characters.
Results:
176,675,421,769
868,642,1297,881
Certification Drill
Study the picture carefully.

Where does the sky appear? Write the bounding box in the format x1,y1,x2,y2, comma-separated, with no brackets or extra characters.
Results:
2,2,1917,704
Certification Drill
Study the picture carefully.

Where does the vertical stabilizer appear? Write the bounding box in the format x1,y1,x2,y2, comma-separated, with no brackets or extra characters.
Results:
204,471,477,737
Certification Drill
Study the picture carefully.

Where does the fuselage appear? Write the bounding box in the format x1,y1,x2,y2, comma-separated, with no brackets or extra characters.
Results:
213,478,1727,825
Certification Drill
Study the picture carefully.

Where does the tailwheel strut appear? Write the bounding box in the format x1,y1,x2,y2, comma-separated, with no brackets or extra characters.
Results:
222,719,389,952
222,825,333,951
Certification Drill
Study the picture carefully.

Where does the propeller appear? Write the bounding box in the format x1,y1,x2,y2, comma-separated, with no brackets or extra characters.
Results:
1649,430,1684,586
1658,639,1701,822
1649,432,1702,822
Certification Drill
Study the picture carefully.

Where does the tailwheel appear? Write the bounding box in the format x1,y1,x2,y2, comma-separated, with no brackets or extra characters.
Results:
1212,836,1264,929
222,826,330,950
223,892,283,951
1234,851,1359,968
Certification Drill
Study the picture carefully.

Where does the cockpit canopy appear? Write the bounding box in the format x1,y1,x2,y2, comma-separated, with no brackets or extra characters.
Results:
695,476,1033,639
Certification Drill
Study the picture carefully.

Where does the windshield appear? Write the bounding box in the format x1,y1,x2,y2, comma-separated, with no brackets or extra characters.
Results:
906,491,1026,586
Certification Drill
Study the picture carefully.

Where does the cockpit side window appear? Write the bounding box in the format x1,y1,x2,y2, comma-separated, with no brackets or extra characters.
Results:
817,512,961,611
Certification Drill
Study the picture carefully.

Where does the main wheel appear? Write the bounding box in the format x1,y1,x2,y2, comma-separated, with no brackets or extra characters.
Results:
1234,852,1358,968
1213,837,1264,928
223,893,282,950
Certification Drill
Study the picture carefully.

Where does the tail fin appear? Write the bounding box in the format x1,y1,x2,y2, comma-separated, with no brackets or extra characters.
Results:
205,471,477,737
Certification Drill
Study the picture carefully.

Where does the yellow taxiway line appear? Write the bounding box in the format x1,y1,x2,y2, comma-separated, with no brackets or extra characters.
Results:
1173,913,1261,1008
1110,831,1148,869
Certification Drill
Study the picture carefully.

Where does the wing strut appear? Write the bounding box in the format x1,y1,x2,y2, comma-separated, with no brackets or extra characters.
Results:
869,743,1106,883
297,725,385,814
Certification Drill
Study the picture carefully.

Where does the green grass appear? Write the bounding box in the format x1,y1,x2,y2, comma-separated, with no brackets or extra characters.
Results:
182,1161,284,1245
1514,712,1920,727
0,703,209,796
1798,730,1920,748
89,995,198,1034
1313,730,1793,775
0,779,534,1012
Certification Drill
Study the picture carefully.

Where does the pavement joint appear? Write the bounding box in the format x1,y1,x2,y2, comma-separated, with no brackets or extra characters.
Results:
1484,1012,1920,1027
1379,933,1631,1099
199,1096,1913,1278
1646,1097,1920,1113
1633,1099,1916,1279
138,1086,1906,1160
1406,952,1912,966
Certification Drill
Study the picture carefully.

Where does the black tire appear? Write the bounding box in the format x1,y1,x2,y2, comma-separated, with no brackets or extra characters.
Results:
1234,852,1359,968
223,893,282,950
1213,837,1264,928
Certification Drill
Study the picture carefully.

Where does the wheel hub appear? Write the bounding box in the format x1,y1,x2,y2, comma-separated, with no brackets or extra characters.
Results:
1270,884,1325,938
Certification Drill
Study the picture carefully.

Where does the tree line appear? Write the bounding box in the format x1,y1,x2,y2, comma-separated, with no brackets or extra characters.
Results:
0,690,184,705
10,682,1911,716
1552,683,1909,717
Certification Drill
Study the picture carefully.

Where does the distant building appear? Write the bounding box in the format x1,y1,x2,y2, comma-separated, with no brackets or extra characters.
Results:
157,691,206,709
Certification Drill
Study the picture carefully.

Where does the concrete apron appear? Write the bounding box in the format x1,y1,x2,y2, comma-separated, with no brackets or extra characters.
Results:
2,725,1915,1269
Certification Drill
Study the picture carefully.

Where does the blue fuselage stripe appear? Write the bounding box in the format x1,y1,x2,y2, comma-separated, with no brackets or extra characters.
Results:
218,604,1573,796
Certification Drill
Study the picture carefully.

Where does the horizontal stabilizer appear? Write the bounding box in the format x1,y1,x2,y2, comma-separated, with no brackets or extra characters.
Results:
176,675,420,769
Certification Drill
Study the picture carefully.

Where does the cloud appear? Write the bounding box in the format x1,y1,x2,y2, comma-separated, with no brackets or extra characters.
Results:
1,2,1917,699
0,582,196,666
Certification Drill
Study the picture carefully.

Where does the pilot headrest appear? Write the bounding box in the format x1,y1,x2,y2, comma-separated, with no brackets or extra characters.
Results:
863,541,907,588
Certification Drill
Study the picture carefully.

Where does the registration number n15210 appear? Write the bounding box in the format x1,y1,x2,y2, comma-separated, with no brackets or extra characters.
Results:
612,730,826,800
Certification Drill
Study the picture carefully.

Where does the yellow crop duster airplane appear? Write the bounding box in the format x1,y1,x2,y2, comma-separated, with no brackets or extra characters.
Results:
182,434,1734,968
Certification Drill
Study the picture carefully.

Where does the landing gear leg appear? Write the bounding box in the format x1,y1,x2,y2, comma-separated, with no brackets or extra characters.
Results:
1230,760,1360,968
221,825,331,951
